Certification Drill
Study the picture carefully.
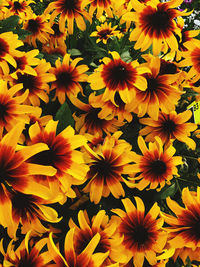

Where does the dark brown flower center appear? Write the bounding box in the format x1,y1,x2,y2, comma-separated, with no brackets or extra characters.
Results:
92,156,112,177
131,225,149,245
98,29,112,39
57,71,73,87
149,159,167,175
162,118,176,134
29,149,56,166
160,60,177,75
27,19,40,34
146,77,159,93
13,1,22,10
52,23,63,37
17,73,38,92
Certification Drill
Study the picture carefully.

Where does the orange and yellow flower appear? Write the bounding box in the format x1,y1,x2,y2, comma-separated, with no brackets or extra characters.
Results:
112,197,168,267
88,51,149,105
83,131,135,204
44,0,92,34
162,187,200,264
122,0,191,55
50,53,88,104
81,0,113,19
139,110,197,150
124,136,182,191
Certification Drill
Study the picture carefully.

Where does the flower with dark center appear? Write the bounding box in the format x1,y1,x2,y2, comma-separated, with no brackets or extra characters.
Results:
122,0,191,55
28,120,88,199
7,0,33,17
0,122,57,235
162,187,200,264
1,232,51,266
44,0,91,34
83,132,135,204
130,56,183,120
68,209,121,264
71,94,124,136
88,51,149,105
11,59,55,106
112,197,167,267
159,59,178,75
23,15,54,47
90,22,119,44
50,53,88,104
139,110,197,149
125,136,182,191
48,228,107,266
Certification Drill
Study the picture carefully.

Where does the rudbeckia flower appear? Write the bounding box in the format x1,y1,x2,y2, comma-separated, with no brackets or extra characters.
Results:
69,209,124,265
139,110,197,150
47,228,112,266
122,0,191,55
44,0,92,34
23,14,54,47
112,197,168,267
0,122,57,231
178,40,200,82
90,22,120,44
81,0,113,19
4,0,34,19
0,31,23,74
130,56,183,120
88,51,149,105
10,59,56,106
0,231,51,266
89,92,133,122
0,80,41,135
10,49,40,78
50,53,88,104
124,136,182,191
162,187,200,264
28,120,89,201
71,93,124,136
6,189,62,238
83,131,135,204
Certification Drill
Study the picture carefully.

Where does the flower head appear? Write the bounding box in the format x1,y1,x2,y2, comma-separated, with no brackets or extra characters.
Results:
50,53,88,104
90,22,119,44
125,136,182,191
112,197,168,267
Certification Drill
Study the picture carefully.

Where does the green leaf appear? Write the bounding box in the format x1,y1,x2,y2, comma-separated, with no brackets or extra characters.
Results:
13,28,31,40
68,48,82,56
0,15,19,32
55,102,74,134
155,182,177,200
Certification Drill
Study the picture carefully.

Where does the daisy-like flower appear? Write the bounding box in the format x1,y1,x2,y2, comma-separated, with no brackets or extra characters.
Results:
10,49,40,78
0,122,57,231
44,0,92,34
88,51,149,105
0,31,23,74
112,197,168,267
23,14,54,47
90,92,133,122
139,110,197,150
0,231,51,266
71,94,124,136
124,136,182,191
69,209,124,265
83,131,135,204
130,55,183,120
50,53,88,104
178,40,200,82
4,0,34,19
10,59,56,106
90,22,120,44
122,0,191,55
162,187,200,264
82,0,113,19
6,189,61,238
0,80,41,136
48,228,112,266
28,120,89,201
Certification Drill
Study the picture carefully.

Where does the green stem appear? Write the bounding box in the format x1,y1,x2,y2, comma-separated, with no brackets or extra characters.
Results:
182,155,198,160
175,178,182,195
176,177,200,186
